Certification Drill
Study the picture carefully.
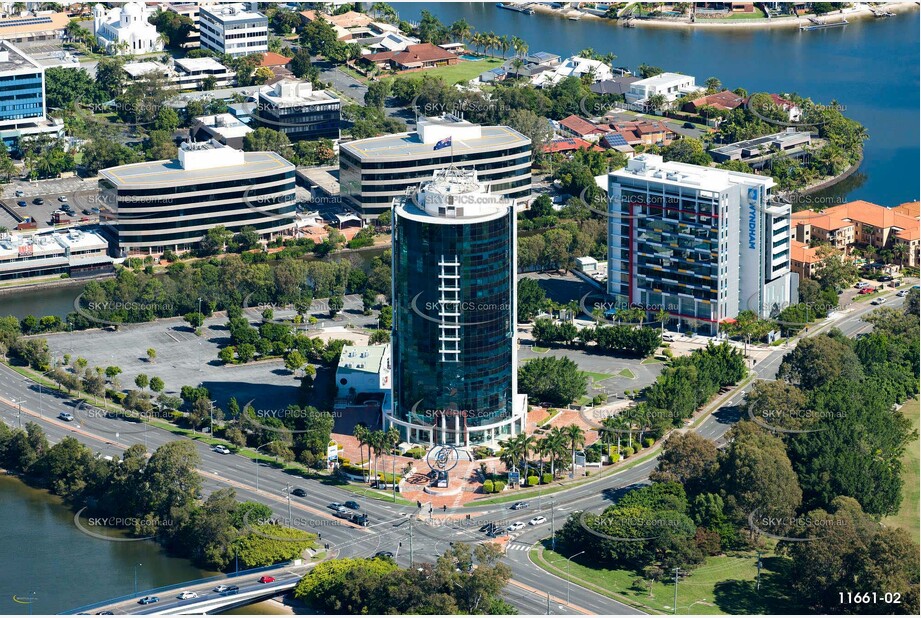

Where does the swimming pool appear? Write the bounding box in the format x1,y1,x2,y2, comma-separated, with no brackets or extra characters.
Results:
459,54,482,61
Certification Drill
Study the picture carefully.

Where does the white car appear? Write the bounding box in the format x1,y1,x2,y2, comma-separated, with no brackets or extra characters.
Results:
58,412,74,422
507,521,526,531
212,445,231,454
871,298,886,306
529,516,547,526
177,591,198,600
661,334,675,342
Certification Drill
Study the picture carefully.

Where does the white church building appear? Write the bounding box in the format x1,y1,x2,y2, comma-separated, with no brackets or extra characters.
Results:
93,1,163,56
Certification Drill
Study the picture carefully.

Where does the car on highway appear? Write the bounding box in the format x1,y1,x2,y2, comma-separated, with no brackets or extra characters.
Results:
529,516,547,526
138,596,159,605
212,444,231,454
291,487,307,497
344,500,360,510
95,612,114,615
16,200,26,207
510,501,529,510
327,502,344,510
33,197,44,205
897,289,908,297
82,209,91,215
58,412,74,422
507,521,525,531
682,121,696,129
374,551,394,559
177,591,198,600
214,585,239,594
258,576,276,584
58,195,68,202
213,585,230,593
871,298,886,305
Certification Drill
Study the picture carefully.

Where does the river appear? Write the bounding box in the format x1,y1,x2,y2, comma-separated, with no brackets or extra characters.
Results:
0,474,214,615
398,3,920,207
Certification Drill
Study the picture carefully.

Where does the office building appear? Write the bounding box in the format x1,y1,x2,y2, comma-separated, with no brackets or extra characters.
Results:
191,113,252,149
0,40,64,150
92,1,163,55
340,115,531,219
165,3,201,48
389,168,526,447
199,3,267,58
174,57,236,90
99,140,295,256
606,154,798,334
0,229,112,281
254,79,340,141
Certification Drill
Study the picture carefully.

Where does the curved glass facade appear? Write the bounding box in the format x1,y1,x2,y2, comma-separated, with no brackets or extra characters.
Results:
391,207,517,446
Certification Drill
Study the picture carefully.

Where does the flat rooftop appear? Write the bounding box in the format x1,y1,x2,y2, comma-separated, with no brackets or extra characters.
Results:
100,151,292,189
0,40,41,72
632,72,693,87
338,345,388,374
201,3,265,22
710,130,811,156
611,154,773,193
175,57,230,72
123,61,169,78
341,125,528,162
194,113,252,138
0,12,69,37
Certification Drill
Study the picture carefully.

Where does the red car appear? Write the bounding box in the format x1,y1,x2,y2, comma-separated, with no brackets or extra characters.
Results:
258,576,276,584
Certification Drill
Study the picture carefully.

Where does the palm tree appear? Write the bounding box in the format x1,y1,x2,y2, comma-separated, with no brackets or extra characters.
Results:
498,35,511,58
470,32,484,55
353,424,370,482
543,427,567,478
892,242,909,267
647,93,668,113
510,35,527,58
564,424,586,477
499,435,522,476
450,19,471,45
520,433,535,480
655,308,669,334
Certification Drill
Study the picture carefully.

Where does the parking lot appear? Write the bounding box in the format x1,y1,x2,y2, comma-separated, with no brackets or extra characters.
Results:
0,183,103,230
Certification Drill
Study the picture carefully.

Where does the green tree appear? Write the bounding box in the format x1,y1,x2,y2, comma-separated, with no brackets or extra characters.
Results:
518,356,587,406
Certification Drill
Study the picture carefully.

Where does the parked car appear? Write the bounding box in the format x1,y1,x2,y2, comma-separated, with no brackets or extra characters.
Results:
507,521,526,531
510,501,529,510
871,298,886,305
661,334,675,342
33,197,44,205
879,275,893,282
138,597,159,605
58,412,74,422
897,290,908,297
212,444,231,454
529,516,547,526
682,121,696,129
16,200,26,207
177,591,198,600
859,287,875,295
856,281,872,289
291,487,307,497
58,195,68,202
258,576,276,584
344,500,360,510
15,190,24,197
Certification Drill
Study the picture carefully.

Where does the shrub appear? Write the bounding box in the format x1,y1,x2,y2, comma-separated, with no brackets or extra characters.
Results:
483,479,494,493
493,480,506,492
610,452,620,463
643,437,655,448
541,473,553,484
405,446,425,459
623,447,635,457
527,475,539,487
632,441,643,451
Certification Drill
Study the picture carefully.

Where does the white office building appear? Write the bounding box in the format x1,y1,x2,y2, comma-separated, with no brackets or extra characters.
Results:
92,1,163,55
606,154,798,335
199,3,267,58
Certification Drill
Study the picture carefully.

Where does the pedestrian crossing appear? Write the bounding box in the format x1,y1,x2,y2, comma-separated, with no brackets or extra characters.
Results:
506,542,532,551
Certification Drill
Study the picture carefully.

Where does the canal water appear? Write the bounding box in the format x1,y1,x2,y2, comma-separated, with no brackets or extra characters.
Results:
0,474,214,615
399,3,920,207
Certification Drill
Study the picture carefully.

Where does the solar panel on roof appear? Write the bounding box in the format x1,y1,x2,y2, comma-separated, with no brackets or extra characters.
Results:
0,16,53,28
604,133,628,147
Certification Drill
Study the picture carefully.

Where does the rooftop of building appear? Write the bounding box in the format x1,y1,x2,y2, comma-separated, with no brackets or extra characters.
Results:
543,137,604,154
710,129,811,155
364,42,457,64
0,228,108,259
0,11,69,36
341,120,528,162
795,200,920,240
260,52,292,67
100,143,292,188
559,114,606,136
0,39,42,72
193,113,253,138
790,239,821,264
611,153,774,192
200,3,265,22
395,168,512,225
337,344,389,374
632,71,694,87
174,57,231,72
258,79,339,106
687,90,745,110
123,60,169,78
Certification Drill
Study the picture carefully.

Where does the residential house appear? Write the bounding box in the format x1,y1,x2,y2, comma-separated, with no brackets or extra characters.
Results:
709,129,811,167
362,43,458,72
532,56,614,88
625,72,697,106
558,115,608,142
682,90,745,113
790,240,822,279
590,75,640,96
543,137,604,155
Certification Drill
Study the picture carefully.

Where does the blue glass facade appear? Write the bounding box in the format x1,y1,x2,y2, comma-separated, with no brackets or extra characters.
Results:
392,206,517,445
0,72,43,123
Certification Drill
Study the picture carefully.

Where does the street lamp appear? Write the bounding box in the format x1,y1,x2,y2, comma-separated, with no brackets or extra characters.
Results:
565,550,586,604
133,563,143,594
254,441,278,492
11,398,22,429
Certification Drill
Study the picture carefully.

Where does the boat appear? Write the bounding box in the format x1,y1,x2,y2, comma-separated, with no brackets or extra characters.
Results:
567,11,583,20
496,2,535,14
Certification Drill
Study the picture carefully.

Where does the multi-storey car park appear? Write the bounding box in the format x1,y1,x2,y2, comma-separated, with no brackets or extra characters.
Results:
389,168,526,448
606,153,798,335
340,114,532,220
98,140,296,257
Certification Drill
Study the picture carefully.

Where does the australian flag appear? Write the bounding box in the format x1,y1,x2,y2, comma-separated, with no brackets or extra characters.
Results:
433,136,452,151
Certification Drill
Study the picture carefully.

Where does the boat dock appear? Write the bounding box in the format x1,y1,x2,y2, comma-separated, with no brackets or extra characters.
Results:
495,2,535,15
800,16,849,30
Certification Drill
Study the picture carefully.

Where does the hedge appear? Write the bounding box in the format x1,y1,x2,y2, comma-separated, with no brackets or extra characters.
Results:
622,447,635,457
526,475,539,487
643,437,655,448
483,479,494,493
541,473,553,484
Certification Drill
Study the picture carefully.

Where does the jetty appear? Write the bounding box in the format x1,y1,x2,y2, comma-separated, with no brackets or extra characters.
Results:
800,16,849,30
495,2,535,15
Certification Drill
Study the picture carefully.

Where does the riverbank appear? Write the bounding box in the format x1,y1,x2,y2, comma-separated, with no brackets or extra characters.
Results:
530,1,918,29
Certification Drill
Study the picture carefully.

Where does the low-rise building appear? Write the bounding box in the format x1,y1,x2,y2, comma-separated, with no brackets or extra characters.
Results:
191,113,253,148
790,239,822,279
362,43,458,72
709,129,812,167
558,115,608,142
625,72,698,106
0,228,113,281
336,344,391,397
99,140,296,256
793,200,921,268
532,55,614,88
164,2,201,48
543,137,604,155
590,76,641,96
0,11,69,43
253,79,340,141
0,40,65,150
174,57,236,90
92,1,163,55
682,90,745,113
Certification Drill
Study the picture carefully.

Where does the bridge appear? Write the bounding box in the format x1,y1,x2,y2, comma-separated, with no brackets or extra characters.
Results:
61,561,314,615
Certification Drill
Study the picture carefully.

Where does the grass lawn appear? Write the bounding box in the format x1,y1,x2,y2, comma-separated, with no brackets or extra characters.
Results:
883,398,920,542
533,546,801,614
616,368,636,379
725,7,766,19
531,346,550,353
583,371,616,383
641,357,664,365
383,58,503,86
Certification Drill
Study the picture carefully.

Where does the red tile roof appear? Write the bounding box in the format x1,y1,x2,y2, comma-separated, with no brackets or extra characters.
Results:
543,138,603,154
559,114,606,137
260,52,292,67
365,43,456,67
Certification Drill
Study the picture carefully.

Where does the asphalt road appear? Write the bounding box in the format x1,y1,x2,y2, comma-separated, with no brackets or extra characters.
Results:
0,288,904,614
